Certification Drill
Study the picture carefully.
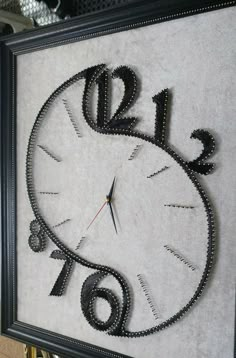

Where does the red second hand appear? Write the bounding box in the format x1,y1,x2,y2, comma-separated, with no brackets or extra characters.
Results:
86,199,108,230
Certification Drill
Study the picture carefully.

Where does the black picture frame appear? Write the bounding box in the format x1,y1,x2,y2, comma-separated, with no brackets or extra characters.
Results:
1,1,235,357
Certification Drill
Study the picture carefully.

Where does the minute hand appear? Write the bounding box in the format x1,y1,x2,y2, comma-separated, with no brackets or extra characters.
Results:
107,200,117,234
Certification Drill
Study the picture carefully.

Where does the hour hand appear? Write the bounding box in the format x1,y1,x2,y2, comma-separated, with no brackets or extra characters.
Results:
106,177,118,234
107,177,116,202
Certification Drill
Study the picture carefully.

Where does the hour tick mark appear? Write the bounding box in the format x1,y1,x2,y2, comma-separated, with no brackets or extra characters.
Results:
147,166,169,179
53,219,71,228
164,245,197,271
38,145,62,162
75,236,86,250
164,204,195,209
128,144,142,160
63,99,82,138
137,274,160,320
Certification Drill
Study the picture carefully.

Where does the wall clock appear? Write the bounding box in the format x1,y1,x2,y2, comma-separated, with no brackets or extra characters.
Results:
26,64,215,337
1,2,235,358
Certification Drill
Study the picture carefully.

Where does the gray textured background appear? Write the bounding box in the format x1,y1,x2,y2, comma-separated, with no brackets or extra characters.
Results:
16,6,236,358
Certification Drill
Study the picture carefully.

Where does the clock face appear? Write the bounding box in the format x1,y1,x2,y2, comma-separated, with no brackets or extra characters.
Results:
26,65,214,337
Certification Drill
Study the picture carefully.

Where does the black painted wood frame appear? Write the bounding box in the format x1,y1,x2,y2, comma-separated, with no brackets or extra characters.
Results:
1,1,235,357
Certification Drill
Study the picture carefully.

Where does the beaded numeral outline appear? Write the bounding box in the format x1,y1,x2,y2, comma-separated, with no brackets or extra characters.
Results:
26,64,215,338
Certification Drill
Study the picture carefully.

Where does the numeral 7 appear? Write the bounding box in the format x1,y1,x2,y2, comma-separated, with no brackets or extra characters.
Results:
49,250,74,296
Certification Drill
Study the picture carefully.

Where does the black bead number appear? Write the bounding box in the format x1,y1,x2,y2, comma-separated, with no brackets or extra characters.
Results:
187,129,216,175
28,219,47,252
50,250,74,296
81,271,121,333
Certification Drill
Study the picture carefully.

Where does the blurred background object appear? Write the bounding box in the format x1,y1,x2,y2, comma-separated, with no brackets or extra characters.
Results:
0,0,131,28
0,9,33,35
0,335,25,358
0,0,60,27
0,335,63,358
24,345,63,357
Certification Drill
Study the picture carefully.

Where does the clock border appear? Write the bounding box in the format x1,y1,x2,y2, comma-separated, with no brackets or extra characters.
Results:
26,64,215,338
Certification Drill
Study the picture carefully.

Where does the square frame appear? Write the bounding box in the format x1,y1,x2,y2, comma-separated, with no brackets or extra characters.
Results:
1,1,235,357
